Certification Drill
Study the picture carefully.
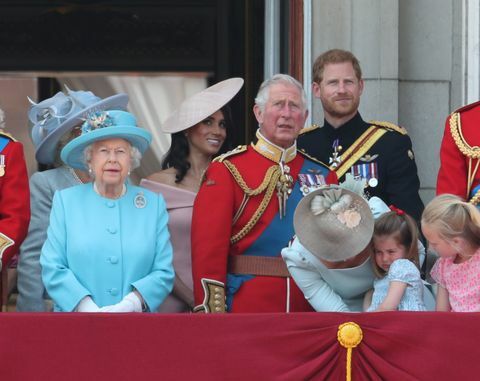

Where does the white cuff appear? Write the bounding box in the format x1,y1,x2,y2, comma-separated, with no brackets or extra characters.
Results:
76,296,100,312
124,292,143,313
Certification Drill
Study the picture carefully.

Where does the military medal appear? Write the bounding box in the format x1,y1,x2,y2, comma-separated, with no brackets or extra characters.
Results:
351,162,378,188
0,155,5,177
329,139,342,169
134,192,146,209
299,172,326,196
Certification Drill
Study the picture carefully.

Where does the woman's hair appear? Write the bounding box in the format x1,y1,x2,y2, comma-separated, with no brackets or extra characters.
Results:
372,210,419,277
161,104,235,183
53,126,82,168
82,140,142,177
421,194,480,247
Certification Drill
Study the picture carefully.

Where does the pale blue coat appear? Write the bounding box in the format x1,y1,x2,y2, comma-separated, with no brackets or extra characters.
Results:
41,183,174,312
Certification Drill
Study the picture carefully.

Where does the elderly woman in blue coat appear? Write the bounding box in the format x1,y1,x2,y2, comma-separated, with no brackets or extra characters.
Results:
41,110,174,312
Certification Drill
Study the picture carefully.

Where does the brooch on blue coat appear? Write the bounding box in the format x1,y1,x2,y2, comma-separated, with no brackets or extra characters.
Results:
134,192,147,209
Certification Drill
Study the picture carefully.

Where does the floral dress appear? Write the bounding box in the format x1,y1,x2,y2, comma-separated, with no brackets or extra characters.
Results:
367,258,426,311
430,250,480,312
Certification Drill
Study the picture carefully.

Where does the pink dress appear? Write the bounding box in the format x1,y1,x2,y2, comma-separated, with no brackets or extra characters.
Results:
430,249,480,312
140,179,196,312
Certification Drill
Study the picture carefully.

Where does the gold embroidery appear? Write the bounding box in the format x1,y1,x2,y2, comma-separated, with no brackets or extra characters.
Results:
252,131,296,163
214,145,247,163
449,112,480,198
299,124,320,135
0,232,14,271
369,120,407,135
223,160,280,244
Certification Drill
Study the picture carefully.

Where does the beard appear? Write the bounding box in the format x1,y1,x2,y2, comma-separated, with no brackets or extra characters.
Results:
321,95,360,120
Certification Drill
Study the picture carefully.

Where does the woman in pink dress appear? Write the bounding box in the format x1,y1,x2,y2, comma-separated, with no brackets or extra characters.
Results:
141,78,243,312
422,194,480,312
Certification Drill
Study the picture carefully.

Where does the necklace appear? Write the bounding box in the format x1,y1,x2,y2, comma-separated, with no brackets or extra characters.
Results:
93,182,127,199
68,166,85,184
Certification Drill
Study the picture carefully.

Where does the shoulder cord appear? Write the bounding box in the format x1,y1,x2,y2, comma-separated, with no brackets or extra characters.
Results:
223,160,280,244
449,112,480,200
369,120,407,135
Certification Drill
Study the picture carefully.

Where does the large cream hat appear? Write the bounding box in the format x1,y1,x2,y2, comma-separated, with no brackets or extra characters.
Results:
161,77,244,133
294,185,374,262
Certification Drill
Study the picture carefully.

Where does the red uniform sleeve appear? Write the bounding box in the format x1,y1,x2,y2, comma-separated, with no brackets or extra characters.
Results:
437,115,468,198
191,162,235,306
0,141,30,268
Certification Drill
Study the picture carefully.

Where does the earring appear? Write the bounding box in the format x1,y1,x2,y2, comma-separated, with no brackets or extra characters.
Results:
127,170,131,176
88,167,92,175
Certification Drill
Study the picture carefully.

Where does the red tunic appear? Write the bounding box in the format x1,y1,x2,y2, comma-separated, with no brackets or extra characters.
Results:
191,143,337,313
0,134,30,269
437,101,480,200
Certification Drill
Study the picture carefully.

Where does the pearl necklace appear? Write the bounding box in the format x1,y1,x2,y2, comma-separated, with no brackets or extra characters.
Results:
93,182,127,199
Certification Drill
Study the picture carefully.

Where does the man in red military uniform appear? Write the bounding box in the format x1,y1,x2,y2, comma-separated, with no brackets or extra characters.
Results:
0,128,30,271
191,74,337,313
437,101,480,204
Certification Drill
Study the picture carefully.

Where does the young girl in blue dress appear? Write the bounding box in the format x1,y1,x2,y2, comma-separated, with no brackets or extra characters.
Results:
364,206,427,311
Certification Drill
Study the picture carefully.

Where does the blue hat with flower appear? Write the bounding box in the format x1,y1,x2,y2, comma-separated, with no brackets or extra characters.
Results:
60,110,152,170
28,87,128,165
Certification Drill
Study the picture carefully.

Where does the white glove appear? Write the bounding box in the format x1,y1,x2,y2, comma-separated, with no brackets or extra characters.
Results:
76,296,101,312
99,292,143,313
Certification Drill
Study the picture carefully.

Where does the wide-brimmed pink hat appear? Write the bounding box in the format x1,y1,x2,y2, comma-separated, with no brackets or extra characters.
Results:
161,77,243,133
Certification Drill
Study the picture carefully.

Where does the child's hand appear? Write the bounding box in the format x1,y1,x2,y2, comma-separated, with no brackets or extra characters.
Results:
363,289,373,311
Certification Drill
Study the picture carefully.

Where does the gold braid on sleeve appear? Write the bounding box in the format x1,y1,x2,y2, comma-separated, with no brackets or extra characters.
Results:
223,160,280,244
450,112,480,199
469,190,480,206
449,112,480,158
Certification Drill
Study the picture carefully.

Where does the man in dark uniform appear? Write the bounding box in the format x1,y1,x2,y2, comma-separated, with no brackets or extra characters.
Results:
298,49,424,221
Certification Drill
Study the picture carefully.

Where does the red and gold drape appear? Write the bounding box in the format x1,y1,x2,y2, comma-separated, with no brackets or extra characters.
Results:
0,312,476,380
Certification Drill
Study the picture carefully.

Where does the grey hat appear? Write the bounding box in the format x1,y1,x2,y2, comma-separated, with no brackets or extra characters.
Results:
29,89,128,165
294,185,374,262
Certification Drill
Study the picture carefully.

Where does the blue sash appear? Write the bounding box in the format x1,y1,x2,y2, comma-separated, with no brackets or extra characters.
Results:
470,184,480,208
0,136,9,152
226,159,331,309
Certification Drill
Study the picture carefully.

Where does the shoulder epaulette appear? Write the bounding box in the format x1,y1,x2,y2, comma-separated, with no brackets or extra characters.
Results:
453,100,480,114
299,124,320,135
297,148,329,167
369,120,407,135
213,145,247,163
0,131,16,142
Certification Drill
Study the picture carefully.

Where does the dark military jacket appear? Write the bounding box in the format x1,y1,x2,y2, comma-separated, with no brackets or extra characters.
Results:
297,112,424,221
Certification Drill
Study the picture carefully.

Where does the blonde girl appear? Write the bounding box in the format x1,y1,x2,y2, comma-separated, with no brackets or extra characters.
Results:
364,207,426,311
422,194,480,312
